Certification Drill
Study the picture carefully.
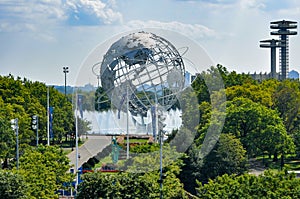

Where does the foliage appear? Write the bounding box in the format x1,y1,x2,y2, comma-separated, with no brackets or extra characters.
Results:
191,66,224,103
76,116,92,137
77,172,159,199
0,75,74,146
226,81,275,107
180,134,247,193
179,87,200,132
196,170,300,199
49,87,74,143
95,86,111,111
0,170,27,199
4,66,300,197
179,67,300,193
77,90,96,111
130,143,159,153
273,80,300,133
0,115,16,168
191,64,253,104
223,97,295,158
225,79,300,158
199,133,248,182
18,145,73,199
123,144,183,173
77,145,187,199
168,127,196,153
127,144,186,198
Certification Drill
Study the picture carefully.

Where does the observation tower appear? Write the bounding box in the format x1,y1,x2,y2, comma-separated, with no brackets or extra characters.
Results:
270,20,297,80
259,39,284,79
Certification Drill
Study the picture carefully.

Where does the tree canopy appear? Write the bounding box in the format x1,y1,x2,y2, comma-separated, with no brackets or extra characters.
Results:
18,145,73,199
0,170,27,199
197,170,300,199
78,145,187,199
3,65,300,197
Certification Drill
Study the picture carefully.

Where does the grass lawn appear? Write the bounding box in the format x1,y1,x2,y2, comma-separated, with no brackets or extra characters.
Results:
254,155,300,171
93,153,127,170
128,138,148,143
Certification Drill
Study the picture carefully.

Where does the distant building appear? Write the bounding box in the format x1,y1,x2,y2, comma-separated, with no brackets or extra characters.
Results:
250,72,273,82
53,83,96,94
250,70,300,81
288,70,299,79
82,83,96,92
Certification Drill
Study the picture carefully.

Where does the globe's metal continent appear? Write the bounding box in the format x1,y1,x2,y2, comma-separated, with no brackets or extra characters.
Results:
100,31,185,116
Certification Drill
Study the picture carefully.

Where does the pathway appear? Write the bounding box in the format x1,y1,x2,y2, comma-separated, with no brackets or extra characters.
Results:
67,135,111,169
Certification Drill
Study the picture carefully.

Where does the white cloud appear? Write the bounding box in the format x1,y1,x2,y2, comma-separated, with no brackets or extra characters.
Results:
65,0,123,25
126,20,218,40
239,0,266,10
0,0,66,33
277,7,300,17
0,0,123,34
188,0,266,11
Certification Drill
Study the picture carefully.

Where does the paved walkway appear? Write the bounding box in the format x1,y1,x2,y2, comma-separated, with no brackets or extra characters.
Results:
248,158,266,176
67,135,111,169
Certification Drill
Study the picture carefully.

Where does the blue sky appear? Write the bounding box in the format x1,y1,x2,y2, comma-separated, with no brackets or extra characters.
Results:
0,0,300,85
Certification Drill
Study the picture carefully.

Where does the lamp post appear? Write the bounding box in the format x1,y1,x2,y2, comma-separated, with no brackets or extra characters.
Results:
63,66,69,96
31,115,39,146
10,118,19,170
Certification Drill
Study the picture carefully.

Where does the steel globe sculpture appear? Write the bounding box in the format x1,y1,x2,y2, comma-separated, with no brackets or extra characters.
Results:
99,31,185,118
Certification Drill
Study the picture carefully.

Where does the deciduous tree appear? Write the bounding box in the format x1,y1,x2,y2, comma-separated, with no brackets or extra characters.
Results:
18,145,73,199
0,170,27,199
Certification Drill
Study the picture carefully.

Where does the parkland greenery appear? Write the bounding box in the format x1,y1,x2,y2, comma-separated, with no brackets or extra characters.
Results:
3,64,300,198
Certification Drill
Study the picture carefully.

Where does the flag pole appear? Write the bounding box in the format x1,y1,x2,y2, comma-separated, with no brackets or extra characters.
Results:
126,84,129,159
47,86,50,146
75,90,79,192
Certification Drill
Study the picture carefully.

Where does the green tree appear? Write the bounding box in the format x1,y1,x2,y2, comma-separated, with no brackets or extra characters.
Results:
95,86,111,111
191,65,254,104
273,80,300,133
216,64,255,88
0,110,15,168
180,134,247,193
0,170,27,199
77,116,92,137
223,97,294,158
178,87,200,132
196,170,300,199
18,145,73,199
78,145,187,198
49,87,74,143
76,90,96,111
77,172,158,199
226,81,275,108
199,133,248,182
191,65,225,103
0,75,75,145
77,167,187,199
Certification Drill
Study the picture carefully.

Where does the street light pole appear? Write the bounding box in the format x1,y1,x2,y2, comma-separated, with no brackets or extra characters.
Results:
47,86,50,146
75,91,79,192
11,118,19,170
31,115,39,146
126,85,129,159
63,66,69,96
15,119,19,170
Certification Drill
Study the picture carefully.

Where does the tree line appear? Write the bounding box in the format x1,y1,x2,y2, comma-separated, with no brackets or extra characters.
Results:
78,65,300,198
3,64,300,198
0,75,80,198
180,64,300,195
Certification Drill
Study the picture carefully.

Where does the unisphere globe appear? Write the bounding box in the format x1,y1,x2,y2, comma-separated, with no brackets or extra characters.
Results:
100,31,185,116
